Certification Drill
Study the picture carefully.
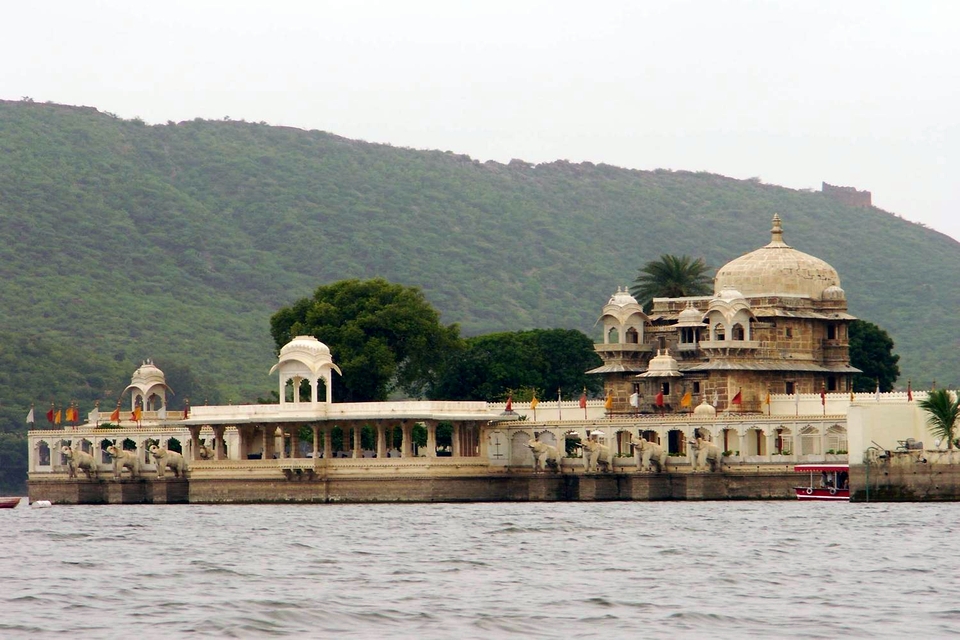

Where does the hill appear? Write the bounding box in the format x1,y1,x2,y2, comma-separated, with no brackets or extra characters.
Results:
1,99,958,437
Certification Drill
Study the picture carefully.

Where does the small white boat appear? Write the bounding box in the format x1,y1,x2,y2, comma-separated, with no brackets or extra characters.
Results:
31,500,52,508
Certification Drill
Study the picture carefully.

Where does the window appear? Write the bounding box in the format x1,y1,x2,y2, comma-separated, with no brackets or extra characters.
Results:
785,381,795,394
693,381,701,394
827,376,837,391
785,327,793,338
827,324,837,340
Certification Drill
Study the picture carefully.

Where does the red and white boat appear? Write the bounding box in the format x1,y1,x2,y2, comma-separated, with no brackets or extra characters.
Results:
0,497,21,509
794,464,849,501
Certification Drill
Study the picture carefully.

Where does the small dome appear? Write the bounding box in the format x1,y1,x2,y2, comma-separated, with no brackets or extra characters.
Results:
279,335,331,357
714,214,841,300
717,286,746,302
694,400,717,416
607,286,639,307
677,303,704,326
637,349,682,378
130,360,165,386
822,285,846,300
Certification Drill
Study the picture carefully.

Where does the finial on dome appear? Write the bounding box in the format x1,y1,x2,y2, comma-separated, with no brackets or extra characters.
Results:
766,213,789,247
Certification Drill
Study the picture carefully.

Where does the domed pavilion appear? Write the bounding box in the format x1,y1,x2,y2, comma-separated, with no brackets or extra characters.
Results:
592,214,860,414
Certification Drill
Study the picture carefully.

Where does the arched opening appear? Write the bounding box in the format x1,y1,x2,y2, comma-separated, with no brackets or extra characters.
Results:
826,425,848,453
776,427,793,455
412,424,427,456
639,429,659,445
78,438,92,454
743,428,765,456
37,441,51,466
146,393,163,411
100,439,114,464
563,431,582,458
607,326,620,344
510,431,532,466
616,430,632,456
714,323,725,341
625,327,639,344
166,437,182,454
731,323,745,340
721,428,738,455
122,438,137,451
667,430,685,455
799,425,820,455
437,422,453,456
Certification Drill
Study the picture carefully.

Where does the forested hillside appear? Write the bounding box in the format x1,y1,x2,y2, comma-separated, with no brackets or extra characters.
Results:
2,99,959,440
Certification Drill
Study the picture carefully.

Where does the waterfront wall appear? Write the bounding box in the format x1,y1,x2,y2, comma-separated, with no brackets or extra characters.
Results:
851,453,960,501
29,470,798,504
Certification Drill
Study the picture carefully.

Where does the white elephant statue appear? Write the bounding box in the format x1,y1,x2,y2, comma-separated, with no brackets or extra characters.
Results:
689,437,721,472
632,438,667,473
198,443,215,460
526,439,561,473
60,445,98,479
580,438,613,473
105,445,140,479
149,445,188,479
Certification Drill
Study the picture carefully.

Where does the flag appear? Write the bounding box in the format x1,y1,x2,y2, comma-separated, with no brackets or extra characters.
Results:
680,391,692,407
875,380,880,402
579,392,587,409
89,405,99,426
907,380,913,402
26,407,34,424
712,390,719,408
530,395,539,410
655,390,664,407
731,390,742,405
54,409,62,424
795,390,800,415
69,406,78,422
765,391,771,406
850,388,855,402
629,392,640,408
110,405,121,422
46,407,54,423
132,406,142,422
505,395,513,412
604,392,613,411
820,387,826,406
157,406,167,420
183,402,190,419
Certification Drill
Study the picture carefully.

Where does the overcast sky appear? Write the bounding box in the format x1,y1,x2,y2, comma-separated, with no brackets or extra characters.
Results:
4,1,958,240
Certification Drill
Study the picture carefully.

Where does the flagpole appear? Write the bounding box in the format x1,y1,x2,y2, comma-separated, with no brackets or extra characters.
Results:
557,388,562,421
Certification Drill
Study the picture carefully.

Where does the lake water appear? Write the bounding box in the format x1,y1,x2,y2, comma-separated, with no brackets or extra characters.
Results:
2,499,959,639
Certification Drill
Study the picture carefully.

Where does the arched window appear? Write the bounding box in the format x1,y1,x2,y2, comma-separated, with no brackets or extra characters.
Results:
732,323,745,340
625,327,639,344
37,441,51,466
714,323,725,341
607,326,620,344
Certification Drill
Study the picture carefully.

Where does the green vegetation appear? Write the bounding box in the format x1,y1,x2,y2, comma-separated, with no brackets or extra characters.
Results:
630,254,713,311
1,99,959,487
269,279,461,401
849,320,901,392
430,328,603,401
918,389,960,450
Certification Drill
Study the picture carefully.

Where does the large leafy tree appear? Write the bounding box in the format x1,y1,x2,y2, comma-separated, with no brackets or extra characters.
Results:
918,388,960,450
849,320,900,392
270,279,462,402
630,255,713,311
429,328,602,401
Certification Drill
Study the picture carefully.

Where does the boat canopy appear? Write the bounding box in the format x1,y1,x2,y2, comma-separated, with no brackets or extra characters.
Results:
794,464,849,473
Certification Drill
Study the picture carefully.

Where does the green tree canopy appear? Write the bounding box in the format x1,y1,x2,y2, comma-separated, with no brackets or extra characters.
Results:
269,279,462,402
630,255,713,311
429,328,602,401
918,388,960,450
849,319,901,392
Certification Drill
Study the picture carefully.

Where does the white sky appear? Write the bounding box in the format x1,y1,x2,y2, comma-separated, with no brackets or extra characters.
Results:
4,1,958,240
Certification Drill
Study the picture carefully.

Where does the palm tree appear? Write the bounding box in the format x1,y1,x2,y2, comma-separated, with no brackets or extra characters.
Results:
630,254,713,311
918,388,960,450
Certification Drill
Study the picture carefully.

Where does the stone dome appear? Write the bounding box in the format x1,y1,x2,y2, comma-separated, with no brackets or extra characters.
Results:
279,335,331,357
713,214,841,300
130,360,166,386
637,349,681,378
694,400,717,416
822,285,846,301
607,286,639,307
676,303,705,326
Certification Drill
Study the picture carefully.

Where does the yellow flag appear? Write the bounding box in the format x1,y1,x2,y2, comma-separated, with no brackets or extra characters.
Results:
530,396,539,410
765,391,771,405
604,393,613,410
680,391,692,407
54,409,62,424
850,388,855,402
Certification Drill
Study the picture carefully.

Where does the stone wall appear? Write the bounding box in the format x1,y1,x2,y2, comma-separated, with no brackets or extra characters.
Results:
851,459,960,501
822,182,872,207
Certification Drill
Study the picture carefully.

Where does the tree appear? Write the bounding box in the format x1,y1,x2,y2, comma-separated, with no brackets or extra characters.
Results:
429,328,602,401
918,388,960,450
849,320,900,392
269,279,462,402
630,255,712,311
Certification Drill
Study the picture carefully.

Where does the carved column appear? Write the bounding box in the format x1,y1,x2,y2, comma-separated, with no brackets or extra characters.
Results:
401,421,413,458
353,424,362,458
425,421,437,458
323,425,332,460
451,422,462,458
290,427,300,459
212,425,226,460
262,425,275,459
188,426,202,461
376,423,387,459
311,425,319,459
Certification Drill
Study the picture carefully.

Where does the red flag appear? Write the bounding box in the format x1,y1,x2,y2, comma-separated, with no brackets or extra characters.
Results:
46,407,54,423
907,381,913,402
109,406,120,422
578,393,587,409
505,395,513,412
820,388,826,406
732,390,742,405
655,390,664,407
183,401,190,419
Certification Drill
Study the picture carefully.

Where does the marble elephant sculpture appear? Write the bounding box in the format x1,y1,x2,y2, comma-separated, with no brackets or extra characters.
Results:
526,439,561,473
198,444,215,460
148,445,187,479
60,445,98,479
580,439,613,473
632,438,667,473
689,437,722,472
105,445,140,479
